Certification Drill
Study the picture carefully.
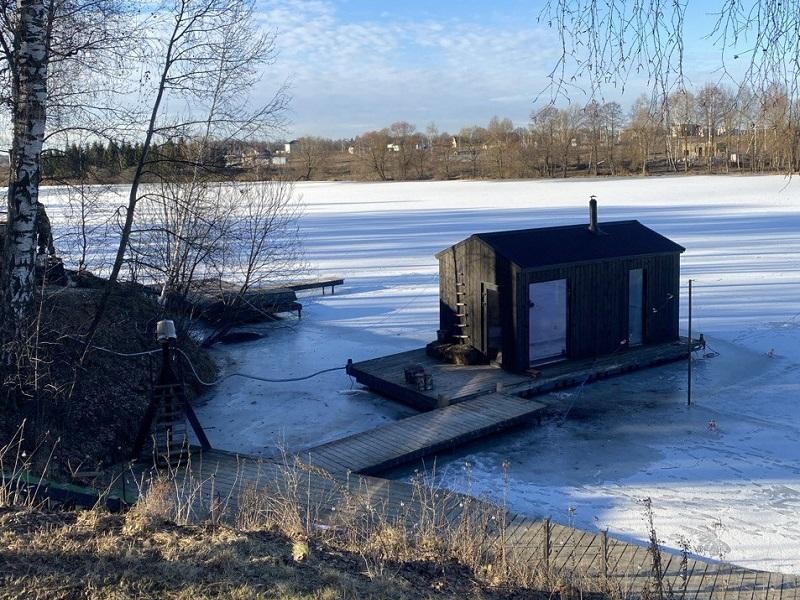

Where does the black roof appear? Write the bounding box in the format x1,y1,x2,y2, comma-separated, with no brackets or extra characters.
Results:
461,220,684,269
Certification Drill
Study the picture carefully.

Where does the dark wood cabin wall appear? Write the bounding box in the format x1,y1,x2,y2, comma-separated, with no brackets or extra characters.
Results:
463,238,500,360
437,238,517,367
505,263,520,369
437,239,490,352
516,253,681,369
438,248,458,334
643,253,681,343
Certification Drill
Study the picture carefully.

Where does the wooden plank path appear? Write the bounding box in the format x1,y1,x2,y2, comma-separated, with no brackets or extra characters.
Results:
134,449,799,600
348,338,695,410
301,393,547,475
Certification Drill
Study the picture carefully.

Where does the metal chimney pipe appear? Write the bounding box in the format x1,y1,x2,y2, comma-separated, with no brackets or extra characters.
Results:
589,196,598,233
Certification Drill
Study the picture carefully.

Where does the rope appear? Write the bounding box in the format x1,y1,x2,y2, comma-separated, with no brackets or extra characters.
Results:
174,347,345,387
86,346,162,358
77,337,346,386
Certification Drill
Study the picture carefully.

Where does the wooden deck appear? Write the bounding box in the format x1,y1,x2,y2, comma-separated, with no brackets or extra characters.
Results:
131,448,800,600
301,393,547,475
348,338,696,410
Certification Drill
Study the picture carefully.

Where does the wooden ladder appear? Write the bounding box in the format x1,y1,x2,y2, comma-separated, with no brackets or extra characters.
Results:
453,271,470,345
146,382,190,466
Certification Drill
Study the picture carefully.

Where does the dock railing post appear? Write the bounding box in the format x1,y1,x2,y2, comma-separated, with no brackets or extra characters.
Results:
543,517,551,572
602,528,608,579
688,279,693,406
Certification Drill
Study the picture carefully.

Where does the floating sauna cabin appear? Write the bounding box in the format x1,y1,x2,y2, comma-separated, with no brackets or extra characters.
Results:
435,199,685,371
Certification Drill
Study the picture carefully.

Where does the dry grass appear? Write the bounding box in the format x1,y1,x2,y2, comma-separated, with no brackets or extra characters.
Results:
0,438,664,599
0,507,549,600
102,455,613,599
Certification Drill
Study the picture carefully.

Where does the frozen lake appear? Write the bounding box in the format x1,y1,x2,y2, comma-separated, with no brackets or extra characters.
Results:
46,175,800,573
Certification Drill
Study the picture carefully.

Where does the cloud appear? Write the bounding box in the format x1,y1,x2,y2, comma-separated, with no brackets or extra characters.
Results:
254,0,561,137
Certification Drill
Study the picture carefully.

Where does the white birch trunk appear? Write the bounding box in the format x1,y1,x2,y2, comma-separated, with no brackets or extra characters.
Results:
2,0,50,346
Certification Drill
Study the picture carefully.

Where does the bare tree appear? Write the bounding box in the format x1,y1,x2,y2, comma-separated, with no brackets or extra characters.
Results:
292,136,333,180
668,89,696,172
486,117,517,178
81,0,288,358
427,124,455,179
61,180,115,273
456,126,487,178
215,180,303,297
530,106,559,176
389,121,416,180
623,95,660,175
696,84,731,172
356,130,391,180
583,101,603,176
555,106,583,177
602,102,624,175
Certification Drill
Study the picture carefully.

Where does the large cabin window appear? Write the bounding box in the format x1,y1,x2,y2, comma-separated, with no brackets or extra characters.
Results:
628,268,644,346
528,279,568,364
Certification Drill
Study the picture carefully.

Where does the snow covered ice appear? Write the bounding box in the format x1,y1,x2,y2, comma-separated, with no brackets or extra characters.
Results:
47,175,800,573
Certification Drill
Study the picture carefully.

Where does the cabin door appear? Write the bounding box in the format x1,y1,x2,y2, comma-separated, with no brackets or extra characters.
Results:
628,268,644,346
528,279,567,364
482,283,502,363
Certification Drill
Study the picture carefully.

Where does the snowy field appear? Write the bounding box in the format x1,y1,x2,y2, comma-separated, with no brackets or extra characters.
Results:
46,175,800,573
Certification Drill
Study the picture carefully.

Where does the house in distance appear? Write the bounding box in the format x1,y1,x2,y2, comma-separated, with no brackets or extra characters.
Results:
435,198,685,372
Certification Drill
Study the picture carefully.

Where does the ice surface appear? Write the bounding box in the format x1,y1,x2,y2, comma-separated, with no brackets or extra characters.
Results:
45,175,800,573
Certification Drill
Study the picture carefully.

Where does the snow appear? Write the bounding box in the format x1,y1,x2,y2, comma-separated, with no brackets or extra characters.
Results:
46,175,800,573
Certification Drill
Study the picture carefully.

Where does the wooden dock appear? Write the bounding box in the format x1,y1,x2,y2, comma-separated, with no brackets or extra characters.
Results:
120,329,794,597
268,277,344,295
131,448,800,600
302,393,547,475
348,338,696,410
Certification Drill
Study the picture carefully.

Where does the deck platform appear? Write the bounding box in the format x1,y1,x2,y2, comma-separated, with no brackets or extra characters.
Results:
348,338,696,410
302,393,547,475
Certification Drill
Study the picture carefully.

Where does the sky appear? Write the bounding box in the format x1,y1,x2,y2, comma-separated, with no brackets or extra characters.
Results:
255,0,738,139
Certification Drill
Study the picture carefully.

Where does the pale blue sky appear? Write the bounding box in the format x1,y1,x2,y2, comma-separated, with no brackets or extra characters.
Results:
256,1,741,139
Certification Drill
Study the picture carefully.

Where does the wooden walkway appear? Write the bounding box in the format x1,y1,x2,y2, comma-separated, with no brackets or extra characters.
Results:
348,338,695,410
136,449,800,600
302,393,547,475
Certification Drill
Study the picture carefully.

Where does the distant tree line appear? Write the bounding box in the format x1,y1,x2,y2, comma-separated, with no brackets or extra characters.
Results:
286,82,800,180
41,81,800,184
41,139,239,182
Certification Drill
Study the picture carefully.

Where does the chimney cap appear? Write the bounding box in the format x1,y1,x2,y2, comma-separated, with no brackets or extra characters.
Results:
588,195,599,233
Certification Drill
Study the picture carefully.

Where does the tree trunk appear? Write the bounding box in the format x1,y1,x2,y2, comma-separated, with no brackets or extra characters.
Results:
2,0,50,353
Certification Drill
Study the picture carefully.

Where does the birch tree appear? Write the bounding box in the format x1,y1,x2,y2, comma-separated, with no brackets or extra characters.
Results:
1,1,51,357
0,0,128,364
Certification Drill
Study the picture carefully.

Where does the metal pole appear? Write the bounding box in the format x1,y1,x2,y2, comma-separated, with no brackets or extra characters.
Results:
687,279,692,406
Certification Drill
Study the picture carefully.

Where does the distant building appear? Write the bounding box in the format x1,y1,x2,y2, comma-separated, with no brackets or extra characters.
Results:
671,123,703,138
224,146,286,169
